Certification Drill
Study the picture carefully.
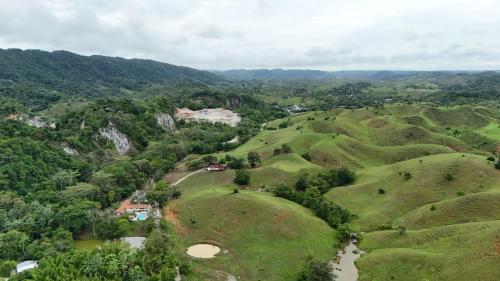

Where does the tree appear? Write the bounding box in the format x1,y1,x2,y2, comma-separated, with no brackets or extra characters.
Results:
227,157,245,169
247,151,261,168
295,172,309,191
142,228,176,275
62,183,100,202
234,169,250,185
0,230,30,260
335,168,356,186
52,170,80,191
96,217,125,239
57,200,96,234
495,160,500,169
298,258,335,281
0,260,16,277
202,155,217,164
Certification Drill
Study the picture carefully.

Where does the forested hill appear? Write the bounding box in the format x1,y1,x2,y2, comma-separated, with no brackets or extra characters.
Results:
0,49,225,108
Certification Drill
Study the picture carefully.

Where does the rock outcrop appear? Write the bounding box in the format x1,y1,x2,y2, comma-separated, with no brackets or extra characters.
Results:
6,113,56,128
98,122,131,154
62,144,78,156
155,113,176,130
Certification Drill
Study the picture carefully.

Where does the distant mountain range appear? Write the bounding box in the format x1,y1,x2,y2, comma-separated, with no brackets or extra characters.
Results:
213,69,487,81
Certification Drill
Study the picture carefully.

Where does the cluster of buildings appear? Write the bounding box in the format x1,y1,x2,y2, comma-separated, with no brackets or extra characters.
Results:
115,191,152,221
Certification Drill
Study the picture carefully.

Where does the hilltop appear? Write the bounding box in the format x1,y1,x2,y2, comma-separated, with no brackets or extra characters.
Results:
0,48,225,109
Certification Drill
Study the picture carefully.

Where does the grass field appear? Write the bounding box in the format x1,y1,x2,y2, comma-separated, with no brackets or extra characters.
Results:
168,104,500,280
326,153,500,231
167,172,338,281
357,221,500,281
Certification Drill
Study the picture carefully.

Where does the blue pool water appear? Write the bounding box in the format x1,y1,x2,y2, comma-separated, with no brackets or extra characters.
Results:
135,213,148,221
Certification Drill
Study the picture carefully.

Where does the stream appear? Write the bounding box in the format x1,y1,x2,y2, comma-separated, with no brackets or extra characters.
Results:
331,240,365,281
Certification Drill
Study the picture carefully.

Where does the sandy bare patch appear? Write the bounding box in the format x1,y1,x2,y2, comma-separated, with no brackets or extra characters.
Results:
186,244,221,258
175,108,241,127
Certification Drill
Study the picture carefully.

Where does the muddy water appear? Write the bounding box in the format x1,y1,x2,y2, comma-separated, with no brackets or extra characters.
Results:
331,241,365,281
186,244,221,258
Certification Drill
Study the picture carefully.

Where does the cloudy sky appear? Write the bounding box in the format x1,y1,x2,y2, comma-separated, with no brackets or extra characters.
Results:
1,0,499,70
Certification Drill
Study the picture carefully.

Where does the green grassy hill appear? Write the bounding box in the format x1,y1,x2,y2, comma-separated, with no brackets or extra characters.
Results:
168,104,500,280
357,221,500,281
168,171,337,281
326,153,500,231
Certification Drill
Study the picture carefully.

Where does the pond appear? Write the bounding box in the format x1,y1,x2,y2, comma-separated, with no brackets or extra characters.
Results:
186,244,221,258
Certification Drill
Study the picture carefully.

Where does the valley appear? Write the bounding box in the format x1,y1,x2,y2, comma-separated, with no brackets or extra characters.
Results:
1,49,500,281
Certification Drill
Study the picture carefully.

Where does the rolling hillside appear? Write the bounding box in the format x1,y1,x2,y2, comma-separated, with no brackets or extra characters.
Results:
166,170,337,281
207,104,500,280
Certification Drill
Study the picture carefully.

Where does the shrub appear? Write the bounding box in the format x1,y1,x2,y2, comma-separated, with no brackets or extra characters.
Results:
456,190,465,196
301,152,312,161
298,258,336,281
247,151,261,168
234,169,250,185
397,226,406,236
430,205,436,211
201,155,217,164
403,172,412,180
378,188,386,194
281,144,292,153
278,120,290,129
445,172,454,181
0,260,16,277
233,188,239,194
487,156,495,162
337,224,352,241
273,144,292,155
336,168,356,186
295,173,309,191
187,159,204,170
178,262,192,275
227,157,245,169
495,160,500,169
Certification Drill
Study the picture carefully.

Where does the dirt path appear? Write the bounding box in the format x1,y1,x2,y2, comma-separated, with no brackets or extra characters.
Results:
171,169,204,186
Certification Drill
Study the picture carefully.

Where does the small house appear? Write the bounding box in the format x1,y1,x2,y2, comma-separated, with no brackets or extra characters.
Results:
115,199,152,216
206,163,227,171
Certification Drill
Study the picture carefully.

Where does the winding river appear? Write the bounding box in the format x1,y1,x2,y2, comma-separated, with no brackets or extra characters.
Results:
331,240,365,281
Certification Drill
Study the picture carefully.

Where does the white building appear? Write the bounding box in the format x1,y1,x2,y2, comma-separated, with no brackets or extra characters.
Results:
16,260,38,274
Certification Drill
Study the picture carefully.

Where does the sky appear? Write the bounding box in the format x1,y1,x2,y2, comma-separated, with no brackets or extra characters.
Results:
1,0,500,70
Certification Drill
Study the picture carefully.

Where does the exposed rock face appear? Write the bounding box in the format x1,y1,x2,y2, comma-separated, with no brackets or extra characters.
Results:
6,113,56,128
226,97,241,107
26,116,56,128
62,144,78,156
155,113,176,130
98,122,131,154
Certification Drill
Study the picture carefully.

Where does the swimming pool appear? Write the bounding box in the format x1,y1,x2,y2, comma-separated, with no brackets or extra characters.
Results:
135,212,148,221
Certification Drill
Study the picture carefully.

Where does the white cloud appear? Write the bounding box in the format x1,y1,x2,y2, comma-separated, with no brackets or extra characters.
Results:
0,0,499,70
